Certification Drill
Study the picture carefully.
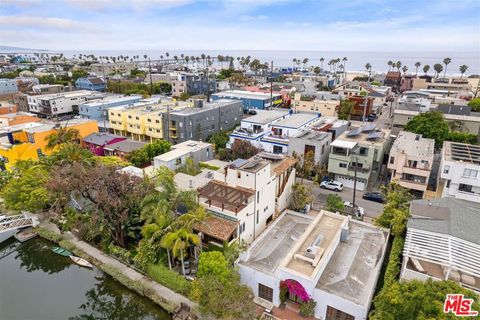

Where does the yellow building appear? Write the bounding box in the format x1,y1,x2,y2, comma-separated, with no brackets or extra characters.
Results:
0,119,99,170
109,101,190,141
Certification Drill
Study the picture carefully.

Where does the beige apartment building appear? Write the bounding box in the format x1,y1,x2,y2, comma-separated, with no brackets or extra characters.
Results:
387,131,435,197
293,92,339,116
109,100,189,141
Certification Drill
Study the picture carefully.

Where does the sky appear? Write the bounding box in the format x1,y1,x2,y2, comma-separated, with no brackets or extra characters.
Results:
1,0,479,52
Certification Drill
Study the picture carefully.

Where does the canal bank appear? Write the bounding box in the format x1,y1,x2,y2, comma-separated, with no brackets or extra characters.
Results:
0,237,171,320
36,222,200,319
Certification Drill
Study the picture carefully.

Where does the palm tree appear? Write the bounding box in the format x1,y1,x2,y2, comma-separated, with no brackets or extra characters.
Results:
423,64,430,76
434,63,444,78
174,206,207,232
443,57,451,77
395,61,402,71
292,58,297,70
313,66,321,85
387,60,393,71
302,58,309,69
342,57,348,80
414,62,421,76
402,65,408,74
459,65,468,78
161,228,200,275
320,57,325,70
44,126,81,150
365,63,372,82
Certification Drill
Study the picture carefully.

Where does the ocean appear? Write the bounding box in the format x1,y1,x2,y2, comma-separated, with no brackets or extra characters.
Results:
12,49,480,75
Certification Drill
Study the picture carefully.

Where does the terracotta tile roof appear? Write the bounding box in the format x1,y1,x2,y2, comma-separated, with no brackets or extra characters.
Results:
272,157,297,176
194,214,239,242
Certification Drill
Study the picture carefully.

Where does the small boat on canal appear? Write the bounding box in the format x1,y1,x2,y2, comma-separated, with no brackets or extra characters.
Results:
51,246,72,257
70,256,93,268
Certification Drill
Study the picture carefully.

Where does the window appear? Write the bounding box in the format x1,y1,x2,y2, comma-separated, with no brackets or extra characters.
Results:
326,306,354,320
446,180,451,188
443,165,450,174
257,191,260,203
237,171,241,178
256,210,259,224
459,184,473,193
239,222,246,234
176,158,182,165
339,163,347,168
258,284,273,302
463,169,478,179
389,156,395,164
359,147,369,156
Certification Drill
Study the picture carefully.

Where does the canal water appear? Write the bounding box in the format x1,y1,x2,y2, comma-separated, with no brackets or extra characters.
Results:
0,237,171,320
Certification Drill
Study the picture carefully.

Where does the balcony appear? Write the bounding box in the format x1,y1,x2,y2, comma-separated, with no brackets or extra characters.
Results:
397,178,428,191
348,165,370,174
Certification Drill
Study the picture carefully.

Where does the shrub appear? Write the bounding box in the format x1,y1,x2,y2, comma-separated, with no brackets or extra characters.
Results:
37,227,63,243
299,299,317,317
146,263,192,296
108,243,134,265
383,236,405,288
199,162,220,171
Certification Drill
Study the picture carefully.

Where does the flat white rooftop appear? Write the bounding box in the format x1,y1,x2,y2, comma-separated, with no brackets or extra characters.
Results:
214,90,281,100
242,110,290,125
154,140,211,163
272,112,321,129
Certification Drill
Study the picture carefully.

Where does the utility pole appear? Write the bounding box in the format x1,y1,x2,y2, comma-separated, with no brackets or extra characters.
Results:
148,58,153,95
270,60,273,109
352,156,358,211
205,63,210,102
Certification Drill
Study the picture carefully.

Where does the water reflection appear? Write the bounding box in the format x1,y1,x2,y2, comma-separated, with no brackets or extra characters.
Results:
70,274,168,320
14,238,70,274
0,238,170,320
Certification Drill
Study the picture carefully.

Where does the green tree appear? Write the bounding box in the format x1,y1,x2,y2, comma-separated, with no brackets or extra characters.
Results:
46,142,95,167
197,251,230,284
371,279,479,320
467,98,480,112
94,155,131,167
176,157,200,176
208,131,229,151
193,273,256,320
433,63,444,78
423,64,430,76
326,194,345,212
414,62,421,75
446,131,478,144
338,99,355,120
231,139,259,159
126,139,171,166
289,183,313,211
1,163,50,212
404,111,449,149
459,65,468,78
443,57,451,77
375,182,412,236
72,69,89,81
161,228,200,275
44,127,81,150
174,205,206,231
178,92,191,101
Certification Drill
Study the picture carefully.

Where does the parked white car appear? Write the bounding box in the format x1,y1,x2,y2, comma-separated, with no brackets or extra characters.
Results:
320,180,343,191
343,201,365,217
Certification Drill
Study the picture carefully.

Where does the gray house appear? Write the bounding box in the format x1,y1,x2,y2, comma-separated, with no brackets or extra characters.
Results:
288,130,332,165
153,140,213,171
163,99,243,144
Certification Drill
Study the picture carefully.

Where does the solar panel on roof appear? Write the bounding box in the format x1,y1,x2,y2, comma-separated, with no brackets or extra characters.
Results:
347,128,362,137
367,131,383,139
362,123,377,132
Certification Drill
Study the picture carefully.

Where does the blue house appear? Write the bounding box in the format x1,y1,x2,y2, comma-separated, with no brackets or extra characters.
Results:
211,90,282,112
75,76,106,92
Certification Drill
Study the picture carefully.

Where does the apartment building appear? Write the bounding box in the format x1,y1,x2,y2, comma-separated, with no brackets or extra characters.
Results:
195,157,276,245
292,92,340,117
165,99,243,144
0,79,18,100
401,198,480,293
75,76,106,92
27,90,105,117
259,113,323,154
171,73,216,97
387,131,435,197
228,109,291,149
328,124,390,190
79,95,142,122
90,62,139,75
153,140,213,171
211,90,283,111
237,210,388,320
438,142,480,203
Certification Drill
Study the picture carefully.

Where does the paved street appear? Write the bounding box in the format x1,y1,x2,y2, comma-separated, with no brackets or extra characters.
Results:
301,179,384,219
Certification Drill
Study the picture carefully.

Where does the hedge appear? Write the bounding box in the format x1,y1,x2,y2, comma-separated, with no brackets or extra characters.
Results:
383,236,405,288
146,263,192,297
199,162,220,171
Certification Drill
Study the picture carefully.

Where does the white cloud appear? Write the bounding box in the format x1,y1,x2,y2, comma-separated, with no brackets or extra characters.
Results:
239,14,268,21
65,0,193,11
0,15,97,31
0,0,42,6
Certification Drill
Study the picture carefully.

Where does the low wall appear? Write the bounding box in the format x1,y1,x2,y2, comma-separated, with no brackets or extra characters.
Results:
36,224,200,318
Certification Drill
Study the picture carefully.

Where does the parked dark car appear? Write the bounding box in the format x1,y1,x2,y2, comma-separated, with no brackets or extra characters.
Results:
362,192,385,203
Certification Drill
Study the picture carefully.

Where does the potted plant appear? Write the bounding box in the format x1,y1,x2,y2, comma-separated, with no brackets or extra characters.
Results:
279,281,288,309
299,299,316,318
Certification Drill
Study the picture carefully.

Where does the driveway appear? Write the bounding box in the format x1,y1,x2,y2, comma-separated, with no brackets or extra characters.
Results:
302,179,384,219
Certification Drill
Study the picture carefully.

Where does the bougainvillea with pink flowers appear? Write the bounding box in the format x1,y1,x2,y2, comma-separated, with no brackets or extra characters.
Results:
280,279,310,302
